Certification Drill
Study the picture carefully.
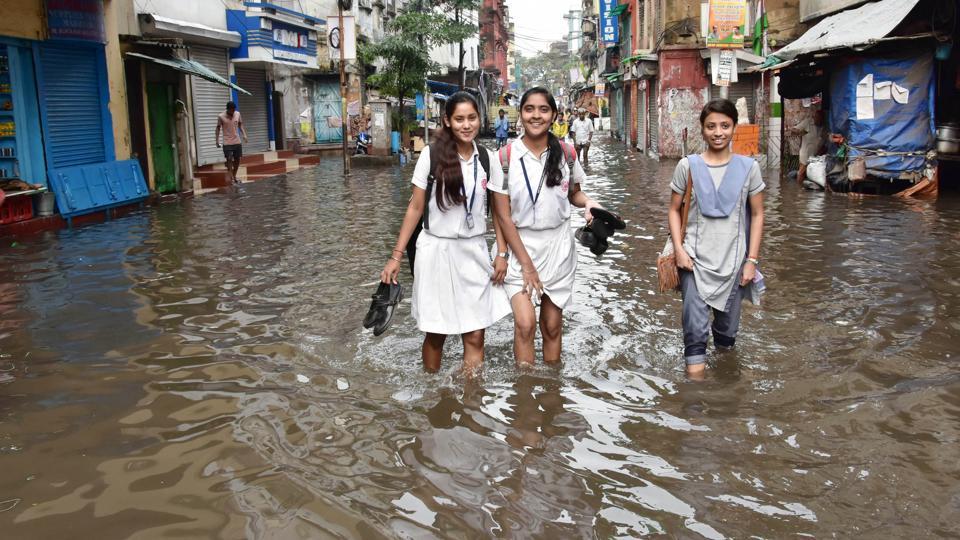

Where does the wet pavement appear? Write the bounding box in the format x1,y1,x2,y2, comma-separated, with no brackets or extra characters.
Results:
1,139,959,538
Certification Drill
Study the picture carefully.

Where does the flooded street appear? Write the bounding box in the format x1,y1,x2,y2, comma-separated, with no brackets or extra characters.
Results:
1,140,959,538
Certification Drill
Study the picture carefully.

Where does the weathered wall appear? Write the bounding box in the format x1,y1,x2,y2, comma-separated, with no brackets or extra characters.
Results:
0,0,45,41
274,65,314,148
657,49,709,158
104,0,131,160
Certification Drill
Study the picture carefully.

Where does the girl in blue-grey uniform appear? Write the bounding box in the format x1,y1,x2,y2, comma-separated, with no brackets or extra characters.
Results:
667,98,766,378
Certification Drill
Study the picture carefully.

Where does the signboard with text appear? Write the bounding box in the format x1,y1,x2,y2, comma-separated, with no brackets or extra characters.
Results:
599,0,619,46
272,21,313,65
706,0,747,49
46,0,105,42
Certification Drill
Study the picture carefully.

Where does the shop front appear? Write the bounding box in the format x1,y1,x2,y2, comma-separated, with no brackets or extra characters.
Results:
227,3,322,153
1,0,147,228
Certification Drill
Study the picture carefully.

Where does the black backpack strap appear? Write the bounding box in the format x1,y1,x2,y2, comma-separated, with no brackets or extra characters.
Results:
423,145,433,230
476,146,491,216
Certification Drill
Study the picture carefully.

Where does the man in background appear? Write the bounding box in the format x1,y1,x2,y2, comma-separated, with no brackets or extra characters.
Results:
571,109,594,166
494,109,510,149
215,101,247,184
792,110,825,184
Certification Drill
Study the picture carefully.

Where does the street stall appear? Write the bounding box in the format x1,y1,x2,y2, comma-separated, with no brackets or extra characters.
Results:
755,0,957,195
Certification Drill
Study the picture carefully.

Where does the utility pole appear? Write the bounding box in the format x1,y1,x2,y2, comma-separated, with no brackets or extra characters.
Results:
338,2,350,174
417,0,430,145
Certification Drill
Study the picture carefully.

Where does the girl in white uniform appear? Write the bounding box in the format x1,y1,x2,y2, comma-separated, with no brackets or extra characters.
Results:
489,87,604,365
381,92,511,373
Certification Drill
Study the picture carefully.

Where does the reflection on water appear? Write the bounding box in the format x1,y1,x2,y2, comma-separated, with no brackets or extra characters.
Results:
1,141,959,537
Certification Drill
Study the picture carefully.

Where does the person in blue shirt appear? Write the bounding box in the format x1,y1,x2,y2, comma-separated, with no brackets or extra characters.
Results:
494,109,510,149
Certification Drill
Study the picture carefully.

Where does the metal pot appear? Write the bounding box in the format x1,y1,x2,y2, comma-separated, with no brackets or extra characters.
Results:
937,137,960,154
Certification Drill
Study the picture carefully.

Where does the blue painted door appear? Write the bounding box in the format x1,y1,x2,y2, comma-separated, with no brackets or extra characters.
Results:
313,81,343,144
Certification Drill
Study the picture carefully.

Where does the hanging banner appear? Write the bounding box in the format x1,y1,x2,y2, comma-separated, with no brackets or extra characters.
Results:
599,0,619,46
327,16,357,61
46,0,105,43
595,83,606,97
707,0,747,49
714,50,737,86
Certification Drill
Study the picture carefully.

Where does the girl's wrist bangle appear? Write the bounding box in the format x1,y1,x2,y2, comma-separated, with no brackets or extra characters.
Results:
390,256,402,263
746,257,760,266
391,248,403,254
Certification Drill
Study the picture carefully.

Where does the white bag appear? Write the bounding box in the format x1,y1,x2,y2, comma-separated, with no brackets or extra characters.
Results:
806,155,827,188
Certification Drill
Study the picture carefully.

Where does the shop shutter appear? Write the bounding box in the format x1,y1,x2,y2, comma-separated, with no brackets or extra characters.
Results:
189,45,230,166
648,79,659,154
716,79,756,123
637,87,646,151
37,43,108,169
235,67,270,153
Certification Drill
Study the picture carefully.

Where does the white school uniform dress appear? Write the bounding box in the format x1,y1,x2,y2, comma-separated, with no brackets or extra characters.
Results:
410,143,512,335
488,138,587,309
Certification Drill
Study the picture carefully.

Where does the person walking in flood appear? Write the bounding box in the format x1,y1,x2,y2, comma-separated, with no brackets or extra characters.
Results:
489,87,604,366
570,109,594,167
792,109,826,185
667,99,765,378
380,92,511,374
495,109,510,150
215,101,247,184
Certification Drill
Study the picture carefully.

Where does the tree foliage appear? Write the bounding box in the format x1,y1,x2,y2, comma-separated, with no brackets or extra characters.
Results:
361,0,479,128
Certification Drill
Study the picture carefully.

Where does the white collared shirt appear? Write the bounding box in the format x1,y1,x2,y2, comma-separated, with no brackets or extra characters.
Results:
488,138,586,231
411,143,503,239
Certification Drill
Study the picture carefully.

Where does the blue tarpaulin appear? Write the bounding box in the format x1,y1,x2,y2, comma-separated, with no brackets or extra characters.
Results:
829,52,935,178
427,80,461,96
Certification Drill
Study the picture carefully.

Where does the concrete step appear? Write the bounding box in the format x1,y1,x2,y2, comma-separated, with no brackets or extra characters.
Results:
296,154,320,166
277,149,296,158
240,153,266,165
195,170,232,189
245,160,288,175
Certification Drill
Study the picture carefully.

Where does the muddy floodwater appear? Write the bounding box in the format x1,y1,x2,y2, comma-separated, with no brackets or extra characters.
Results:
1,141,959,538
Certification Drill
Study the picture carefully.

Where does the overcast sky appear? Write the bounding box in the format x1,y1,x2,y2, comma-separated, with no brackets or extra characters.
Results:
505,0,582,57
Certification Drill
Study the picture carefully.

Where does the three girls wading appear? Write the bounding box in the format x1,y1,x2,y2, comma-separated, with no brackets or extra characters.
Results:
668,99,766,378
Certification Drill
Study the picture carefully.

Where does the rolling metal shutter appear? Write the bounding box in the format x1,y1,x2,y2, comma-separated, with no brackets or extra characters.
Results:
189,45,230,166
648,79,659,154
714,79,756,123
235,67,269,153
37,43,108,169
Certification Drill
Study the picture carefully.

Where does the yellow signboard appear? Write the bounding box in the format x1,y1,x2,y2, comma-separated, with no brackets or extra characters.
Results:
707,0,747,49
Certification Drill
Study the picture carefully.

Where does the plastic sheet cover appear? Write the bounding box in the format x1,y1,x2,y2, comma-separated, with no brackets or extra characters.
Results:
828,52,935,178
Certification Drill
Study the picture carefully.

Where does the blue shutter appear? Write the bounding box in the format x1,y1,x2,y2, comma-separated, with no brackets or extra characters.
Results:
36,43,108,169
35,43,148,220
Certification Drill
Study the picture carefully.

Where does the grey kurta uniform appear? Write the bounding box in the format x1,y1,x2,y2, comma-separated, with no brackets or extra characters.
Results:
670,157,765,311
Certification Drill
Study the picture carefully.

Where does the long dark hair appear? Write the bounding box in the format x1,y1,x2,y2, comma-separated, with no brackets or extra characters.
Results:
520,87,564,187
431,92,480,211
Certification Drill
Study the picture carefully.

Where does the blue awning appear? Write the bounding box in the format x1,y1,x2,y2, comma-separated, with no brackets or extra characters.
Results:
427,80,462,96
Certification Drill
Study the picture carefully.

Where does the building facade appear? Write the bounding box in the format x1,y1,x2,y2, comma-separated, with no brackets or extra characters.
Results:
583,0,804,160
479,0,510,91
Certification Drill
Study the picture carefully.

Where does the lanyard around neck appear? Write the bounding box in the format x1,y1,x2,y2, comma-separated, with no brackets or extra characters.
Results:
460,155,478,215
519,155,546,216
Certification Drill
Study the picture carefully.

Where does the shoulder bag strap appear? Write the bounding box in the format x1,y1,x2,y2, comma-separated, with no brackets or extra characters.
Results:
679,169,693,237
